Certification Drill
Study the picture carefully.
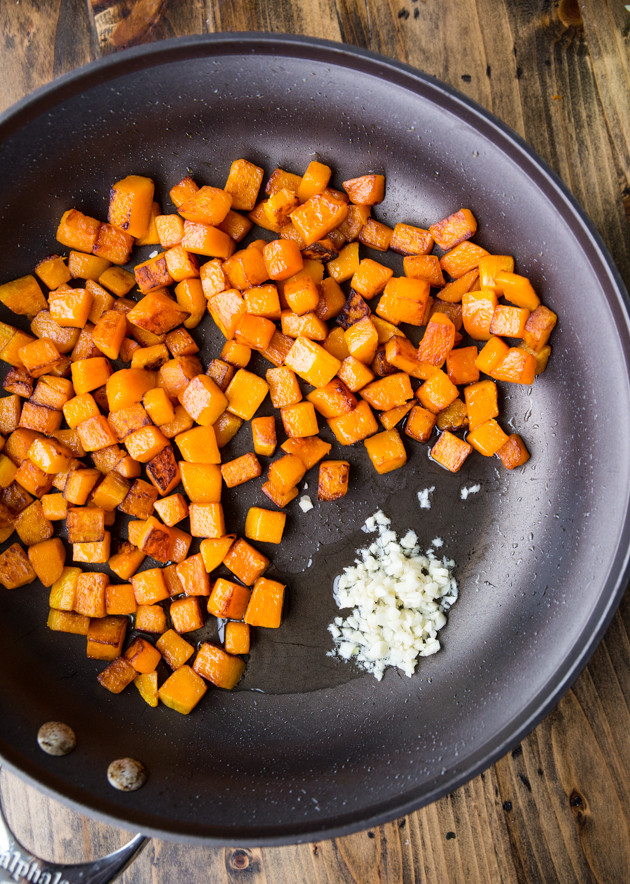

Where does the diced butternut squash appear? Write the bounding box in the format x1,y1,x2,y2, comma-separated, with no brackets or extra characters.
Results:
318,460,350,500
244,577,285,628
245,507,286,545
158,665,207,714
364,429,407,474
193,642,245,689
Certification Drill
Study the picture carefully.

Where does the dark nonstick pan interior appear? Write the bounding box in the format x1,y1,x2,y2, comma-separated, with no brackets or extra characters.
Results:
1,35,629,845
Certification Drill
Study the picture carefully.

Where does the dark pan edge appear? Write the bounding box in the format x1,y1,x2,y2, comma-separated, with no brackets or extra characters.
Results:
0,32,629,846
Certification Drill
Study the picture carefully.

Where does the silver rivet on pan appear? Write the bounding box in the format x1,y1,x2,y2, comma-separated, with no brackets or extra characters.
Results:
107,757,148,791
37,721,76,756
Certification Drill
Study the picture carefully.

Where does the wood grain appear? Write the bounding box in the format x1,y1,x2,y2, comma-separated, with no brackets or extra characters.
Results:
1,1,630,882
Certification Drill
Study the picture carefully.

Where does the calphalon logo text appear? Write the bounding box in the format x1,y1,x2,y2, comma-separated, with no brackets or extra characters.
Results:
0,849,69,884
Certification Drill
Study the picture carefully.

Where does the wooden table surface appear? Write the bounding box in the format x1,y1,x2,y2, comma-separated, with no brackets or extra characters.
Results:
1,1,630,881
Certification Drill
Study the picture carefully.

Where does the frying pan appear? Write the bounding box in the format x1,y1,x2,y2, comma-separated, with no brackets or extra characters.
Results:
1,33,629,863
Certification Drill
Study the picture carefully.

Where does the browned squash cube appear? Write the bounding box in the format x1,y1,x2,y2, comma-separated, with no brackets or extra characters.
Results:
15,500,54,546
0,543,37,588
66,506,105,543
74,571,109,618
87,615,127,661
145,444,180,496
118,479,159,519
97,656,137,694
317,461,350,501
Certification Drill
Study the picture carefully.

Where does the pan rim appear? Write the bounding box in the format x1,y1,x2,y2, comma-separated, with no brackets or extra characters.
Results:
1,31,629,847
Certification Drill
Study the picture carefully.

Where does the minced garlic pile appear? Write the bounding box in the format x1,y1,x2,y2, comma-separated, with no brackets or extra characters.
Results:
328,511,458,680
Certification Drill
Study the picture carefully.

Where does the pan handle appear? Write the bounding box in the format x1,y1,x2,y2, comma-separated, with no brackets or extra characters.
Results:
0,798,147,884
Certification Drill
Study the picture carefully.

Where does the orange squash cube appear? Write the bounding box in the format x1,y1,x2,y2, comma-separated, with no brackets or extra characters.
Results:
49,286,93,328
317,460,350,500
250,415,277,457
71,357,113,395
490,348,537,385
337,355,375,392
0,543,37,588
468,418,510,456
244,577,285,628
170,596,204,633
327,399,378,445
478,255,515,291
522,305,557,352
430,430,472,473
170,175,198,208
158,665,207,714
87,615,127,661
463,380,499,432
179,462,222,503
263,238,304,281
108,542,146,581
360,373,413,412
155,213,184,248
105,583,137,615
245,507,286,545
176,553,211,597
358,218,393,251
199,535,235,573
489,305,529,339
416,370,459,414
364,429,407,474
148,448,180,501
179,374,228,426
207,577,251,619
284,337,341,388
416,314,456,366
390,223,433,256
267,454,306,495
351,259,393,300
225,622,250,655
97,656,136,693
403,254,445,287
446,346,480,386
341,174,385,206
496,433,530,469
290,191,348,246
280,436,332,469
234,313,275,350
279,401,318,438
218,209,253,243
429,209,477,250
132,568,169,605
223,537,269,586
35,254,72,289
261,481,299,508
220,452,262,488
193,642,245,689
179,185,232,226
56,209,100,253
156,629,194,670
224,159,264,211
188,502,225,538
134,671,158,707
108,174,155,237
74,571,109,618
404,404,437,442
154,493,188,527
225,368,269,421
135,604,167,633
297,161,332,202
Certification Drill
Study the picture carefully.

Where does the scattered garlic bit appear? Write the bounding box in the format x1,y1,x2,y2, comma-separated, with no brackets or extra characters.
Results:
329,510,458,680
432,537,444,548
37,721,76,756
299,494,314,513
107,757,147,792
460,483,481,500
417,486,435,510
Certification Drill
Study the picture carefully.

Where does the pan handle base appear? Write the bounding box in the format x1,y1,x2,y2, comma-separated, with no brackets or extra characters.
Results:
0,798,147,884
